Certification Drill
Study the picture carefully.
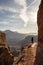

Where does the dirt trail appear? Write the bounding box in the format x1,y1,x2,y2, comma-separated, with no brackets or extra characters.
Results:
13,43,38,65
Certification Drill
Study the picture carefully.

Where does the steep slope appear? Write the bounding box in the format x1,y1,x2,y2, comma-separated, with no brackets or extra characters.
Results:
14,43,37,65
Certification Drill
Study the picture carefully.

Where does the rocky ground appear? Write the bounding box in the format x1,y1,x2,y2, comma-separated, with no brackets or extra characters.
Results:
13,42,38,65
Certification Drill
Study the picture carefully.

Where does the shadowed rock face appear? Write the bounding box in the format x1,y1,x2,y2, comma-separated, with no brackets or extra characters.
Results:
34,0,43,65
0,31,14,65
37,0,43,52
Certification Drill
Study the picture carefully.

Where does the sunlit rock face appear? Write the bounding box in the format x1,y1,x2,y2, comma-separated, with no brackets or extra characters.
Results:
0,32,6,45
0,31,9,48
0,31,14,65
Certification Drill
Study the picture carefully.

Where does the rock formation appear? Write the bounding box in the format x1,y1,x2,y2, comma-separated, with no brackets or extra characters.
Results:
0,31,14,65
37,0,43,50
34,0,43,65
0,31,8,48
14,43,37,65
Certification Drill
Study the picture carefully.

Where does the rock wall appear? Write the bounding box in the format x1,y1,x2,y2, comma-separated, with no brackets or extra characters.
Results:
37,0,43,51
34,0,43,65
0,31,14,65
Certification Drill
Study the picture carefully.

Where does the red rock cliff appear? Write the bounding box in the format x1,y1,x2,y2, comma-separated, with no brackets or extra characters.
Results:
34,0,43,65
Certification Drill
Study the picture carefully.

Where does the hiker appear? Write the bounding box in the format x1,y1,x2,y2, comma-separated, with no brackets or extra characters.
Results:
31,37,33,43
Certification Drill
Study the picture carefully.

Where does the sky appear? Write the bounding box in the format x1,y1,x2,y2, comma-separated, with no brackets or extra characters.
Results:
0,0,41,34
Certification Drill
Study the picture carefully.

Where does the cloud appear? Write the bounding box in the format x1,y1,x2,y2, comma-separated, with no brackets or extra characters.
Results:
0,6,18,13
14,0,26,7
15,0,29,27
0,21,9,25
28,11,37,23
20,8,29,27
0,0,41,33
14,0,40,27
27,0,41,12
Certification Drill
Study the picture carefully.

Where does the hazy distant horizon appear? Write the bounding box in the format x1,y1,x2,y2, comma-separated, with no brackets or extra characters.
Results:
0,29,38,35
0,0,41,33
